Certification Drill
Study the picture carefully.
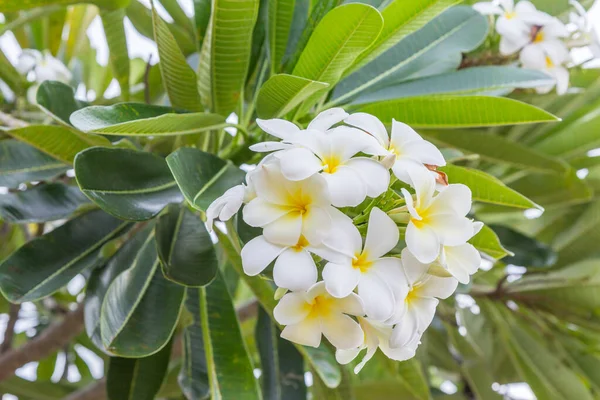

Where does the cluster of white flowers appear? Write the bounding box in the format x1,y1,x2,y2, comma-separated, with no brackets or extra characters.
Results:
16,49,72,102
474,0,600,95
207,108,483,372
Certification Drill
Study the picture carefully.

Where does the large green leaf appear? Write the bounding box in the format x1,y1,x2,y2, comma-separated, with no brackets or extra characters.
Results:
291,3,383,113
0,0,129,12
106,340,172,400
553,200,600,266
256,73,329,118
189,270,261,399
469,225,512,260
0,183,90,223
268,0,295,73
198,0,259,115
0,139,67,188
351,0,458,69
74,147,184,221
0,210,130,303
101,231,185,357
507,170,592,209
155,204,218,287
256,306,306,400
4,125,110,164
426,130,567,173
166,147,245,211
36,81,88,126
353,66,554,103
85,225,153,352
355,96,559,128
0,376,75,400
100,8,130,100
441,165,539,209
333,6,487,104
152,4,202,111
70,103,177,130
0,49,25,95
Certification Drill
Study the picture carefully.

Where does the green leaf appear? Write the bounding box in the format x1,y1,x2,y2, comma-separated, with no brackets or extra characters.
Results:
256,73,329,119
4,125,111,164
351,0,458,69
106,340,172,400
0,0,129,12
0,139,67,188
291,3,383,113
469,224,512,260
36,81,88,126
268,0,295,73
198,0,259,115
70,103,178,130
333,6,487,104
490,225,556,268
166,147,245,211
426,130,567,173
0,209,130,303
190,270,262,399
256,306,306,400
194,0,211,44
0,183,90,223
356,96,559,128
507,170,592,209
101,231,185,357
441,164,539,209
71,109,226,136
85,225,153,352
0,376,75,400
553,200,600,266
100,8,130,100
152,4,202,111
0,49,25,95
155,204,218,286
353,66,554,103
74,147,184,221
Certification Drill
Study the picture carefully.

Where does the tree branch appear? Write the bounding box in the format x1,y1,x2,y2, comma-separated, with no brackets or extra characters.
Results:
0,111,28,128
0,306,84,382
64,378,106,400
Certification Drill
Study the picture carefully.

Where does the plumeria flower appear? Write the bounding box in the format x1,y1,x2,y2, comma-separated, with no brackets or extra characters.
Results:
401,168,474,264
473,0,553,55
436,221,484,284
322,207,404,321
206,185,251,230
16,49,72,103
568,0,600,57
345,113,446,187
242,160,338,247
336,317,420,374
389,248,458,348
274,282,365,349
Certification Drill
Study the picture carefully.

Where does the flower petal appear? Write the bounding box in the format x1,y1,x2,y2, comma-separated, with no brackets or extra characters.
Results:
400,248,430,286
358,273,396,321
323,261,361,298
428,214,474,246
334,292,365,316
274,292,310,325
302,205,332,245
335,347,362,365
321,314,364,350
263,212,303,246
241,235,285,276
323,166,368,207
308,107,349,131
276,147,324,181
281,319,322,348
256,118,300,140
403,140,446,167
345,112,390,148
390,120,422,146
390,307,419,348
405,222,441,264
429,183,472,216
242,197,291,227
364,207,399,260
345,158,390,198
273,248,318,291
249,141,294,153
472,1,503,14
418,275,458,300
443,243,481,284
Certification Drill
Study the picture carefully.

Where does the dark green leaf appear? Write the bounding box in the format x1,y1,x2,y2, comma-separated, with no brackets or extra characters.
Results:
70,103,177,131
0,183,90,223
268,0,295,73
155,204,218,286
490,225,556,268
0,139,67,188
75,147,184,221
36,81,88,126
0,209,130,303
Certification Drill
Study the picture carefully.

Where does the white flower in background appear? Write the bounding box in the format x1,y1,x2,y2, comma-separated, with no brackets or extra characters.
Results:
336,317,419,373
16,49,72,103
242,161,338,247
473,0,553,55
322,208,404,321
401,168,474,264
569,0,600,57
437,221,484,284
206,185,250,230
389,248,458,348
274,282,365,349
345,113,446,187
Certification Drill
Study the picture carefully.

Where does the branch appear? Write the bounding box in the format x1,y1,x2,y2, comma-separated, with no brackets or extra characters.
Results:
0,304,20,354
64,378,106,400
0,111,28,128
0,306,84,382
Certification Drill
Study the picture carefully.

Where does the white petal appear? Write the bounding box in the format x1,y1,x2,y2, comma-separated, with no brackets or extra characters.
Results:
336,347,362,365
418,275,458,299
321,207,362,257
429,184,472,216
358,273,396,321
241,236,285,276
496,16,529,42
401,188,420,221
274,248,318,291
321,314,364,350
409,166,436,208
334,292,365,316
390,308,419,348
380,335,418,362
323,261,361,298
345,158,390,198
412,297,438,332
301,205,332,245
402,139,446,167
354,345,378,374
429,214,474,246
329,126,389,157
274,292,310,325
392,158,430,187
473,2,503,14
499,36,528,55
405,223,441,264
345,112,390,147
249,141,293,153
322,167,368,207
281,319,322,347
308,107,349,131
263,212,303,246
553,66,570,95
541,40,570,65
306,281,328,301
242,198,291,227
276,147,323,181
251,164,292,205
443,243,481,284
308,242,352,264
256,118,300,140
390,120,422,146
400,248,431,286
364,208,399,259
520,44,547,70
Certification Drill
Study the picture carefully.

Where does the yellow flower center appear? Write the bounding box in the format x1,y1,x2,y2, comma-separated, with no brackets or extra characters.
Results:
291,235,309,251
306,295,335,319
322,154,342,174
406,285,420,304
286,190,312,214
533,30,545,43
411,206,430,229
388,144,401,157
545,55,554,68
352,251,373,273
504,11,516,19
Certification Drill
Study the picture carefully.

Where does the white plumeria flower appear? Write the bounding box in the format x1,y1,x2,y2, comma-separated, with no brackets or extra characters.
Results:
206,185,250,230
569,0,600,57
242,160,338,247
437,221,484,284
322,207,404,321
345,113,446,187
389,248,458,348
336,317,419,374
274,282,365,349
473,0,553,55
401,168,474,264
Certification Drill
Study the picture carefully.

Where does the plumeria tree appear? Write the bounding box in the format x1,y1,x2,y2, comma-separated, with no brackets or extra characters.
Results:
0,0,600,399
